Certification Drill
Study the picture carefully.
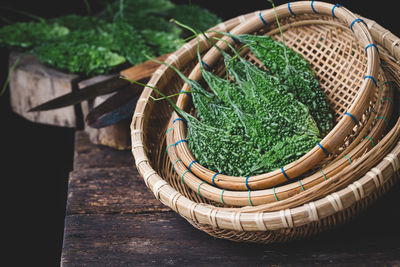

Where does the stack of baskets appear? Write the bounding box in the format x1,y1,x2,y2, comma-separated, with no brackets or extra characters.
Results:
130,1,400,243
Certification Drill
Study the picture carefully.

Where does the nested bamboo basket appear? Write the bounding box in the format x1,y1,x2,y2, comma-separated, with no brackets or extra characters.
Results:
165,72,393,206
172,1,380,191
130,2,400,244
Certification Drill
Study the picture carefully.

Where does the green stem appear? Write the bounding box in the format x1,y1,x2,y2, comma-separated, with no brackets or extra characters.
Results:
0,7,45,23
268,0,285,44
83,0,92,17
150,90,193,101
120,75,188,121
0,16,13,24
170,19,203,65
0,52,26,96
268,0,289,65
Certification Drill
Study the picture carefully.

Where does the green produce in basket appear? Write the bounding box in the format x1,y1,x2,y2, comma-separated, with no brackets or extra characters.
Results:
152,20,333,177
188,38,323,176
230,34,333,135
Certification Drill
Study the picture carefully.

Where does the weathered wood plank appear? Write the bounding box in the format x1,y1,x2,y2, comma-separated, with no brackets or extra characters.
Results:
67,167,170,215
61,212,400,266
73,131,133,170
63,131,400,266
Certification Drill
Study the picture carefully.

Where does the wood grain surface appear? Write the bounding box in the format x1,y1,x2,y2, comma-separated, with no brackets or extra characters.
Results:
61,131,400,266
9,52,79,127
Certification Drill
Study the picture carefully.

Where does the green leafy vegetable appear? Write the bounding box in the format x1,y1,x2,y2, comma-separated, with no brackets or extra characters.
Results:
0,0,222,76
231,34,333,135
140,29,184,55
153,21,333,177
33,43,126,75
110,19,155,66
48,14,101,31
0,21,69,48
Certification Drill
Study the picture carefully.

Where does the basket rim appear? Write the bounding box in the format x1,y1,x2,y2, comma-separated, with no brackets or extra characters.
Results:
131,7,400,232
172,1,380,190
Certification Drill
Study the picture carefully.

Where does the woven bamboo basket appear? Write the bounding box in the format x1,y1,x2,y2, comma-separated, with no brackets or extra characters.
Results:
130,4,400,243
165,74,393,206
171,1,380,191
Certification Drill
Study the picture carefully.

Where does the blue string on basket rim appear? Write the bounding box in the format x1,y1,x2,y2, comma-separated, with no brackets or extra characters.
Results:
212,172,220,186
364,75,378,87
245,176,252,190
318,142,330,157
175,139,188,146
365,43,379,54
180,89,190,95
201,60,211,70
350,18,365,32
259,12,268,26
188,160,198,172
344,112,359,125
311,0,319,14
173,117,184,124
331,4,342,18
287,2,296,16
228,31,238,44
281,167,291,182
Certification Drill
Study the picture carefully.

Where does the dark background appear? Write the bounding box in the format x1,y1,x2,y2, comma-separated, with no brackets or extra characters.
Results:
1,1,399,266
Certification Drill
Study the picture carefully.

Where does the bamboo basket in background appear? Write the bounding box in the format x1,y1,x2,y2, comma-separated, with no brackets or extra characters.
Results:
130,1,400,244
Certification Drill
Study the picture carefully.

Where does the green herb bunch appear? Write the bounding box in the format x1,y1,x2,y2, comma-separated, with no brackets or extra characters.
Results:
0,0,221,76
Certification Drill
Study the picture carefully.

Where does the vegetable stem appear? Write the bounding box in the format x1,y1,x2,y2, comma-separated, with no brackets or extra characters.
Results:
268,0,289,65
149,90,193,101
0,7,45,23
0,52,26,96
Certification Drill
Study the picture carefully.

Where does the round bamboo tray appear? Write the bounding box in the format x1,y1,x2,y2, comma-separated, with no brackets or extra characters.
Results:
172,1,380,190
131,9,400,243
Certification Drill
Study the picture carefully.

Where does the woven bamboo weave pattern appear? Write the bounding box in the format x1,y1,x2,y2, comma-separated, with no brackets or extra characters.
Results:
172,2,379,190
130,1,400,244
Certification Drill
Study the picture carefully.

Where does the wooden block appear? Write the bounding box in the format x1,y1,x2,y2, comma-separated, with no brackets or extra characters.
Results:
82,92,131,150
9,52,79,127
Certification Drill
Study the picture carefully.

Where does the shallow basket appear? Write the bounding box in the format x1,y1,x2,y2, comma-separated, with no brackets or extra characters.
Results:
171,1,380,191
130,4,400,244
165,72,393,206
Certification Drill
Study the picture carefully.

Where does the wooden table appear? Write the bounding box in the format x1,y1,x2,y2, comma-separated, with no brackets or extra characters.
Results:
61,131,400,266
